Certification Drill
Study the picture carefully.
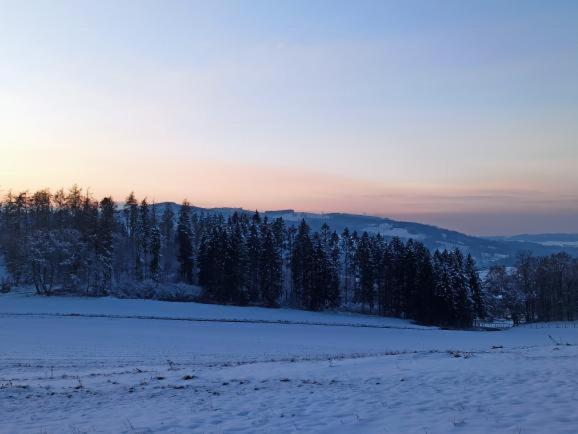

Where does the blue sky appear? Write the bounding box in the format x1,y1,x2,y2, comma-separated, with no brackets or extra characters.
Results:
1,0,577,235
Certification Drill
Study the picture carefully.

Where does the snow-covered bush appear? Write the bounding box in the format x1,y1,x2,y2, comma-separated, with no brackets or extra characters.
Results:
112,281,202,302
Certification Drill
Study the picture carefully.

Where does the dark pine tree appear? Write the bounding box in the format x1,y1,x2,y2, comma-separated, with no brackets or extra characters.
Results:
159,204,176,282
465,253,485,321
176,200,194,284
355,232,375,312
412,242,435,324
340,228,355,304
124,192,139,280
224,213,246,305
259,222,282,307
291,219,313,309
450,249,473,328
326,231,341,308
309,233,330,311
149,208,161,285
96,196,115,295
245,212,261,303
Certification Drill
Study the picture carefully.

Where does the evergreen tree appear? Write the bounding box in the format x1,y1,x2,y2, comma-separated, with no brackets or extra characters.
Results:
340,228,355,304
259,223,282,307
465,253,485,320
136,199,151,281
284,224,297,303
450,249,473,327
224,213,246,304
309,233,330,310
402,239,417,319
433,250,453,325
377,243,392,316
413,243,435,323
149,208,161,284
355,232,375,312
245,212,262,303
389,237,406,316
159,204,176,281
95,196,115,294
176,200,194,284
123,192,139,280
291,219,313,309
326,231,341,308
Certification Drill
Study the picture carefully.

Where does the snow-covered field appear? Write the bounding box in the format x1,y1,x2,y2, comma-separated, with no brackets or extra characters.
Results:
0,289,431,329
1,292,577,433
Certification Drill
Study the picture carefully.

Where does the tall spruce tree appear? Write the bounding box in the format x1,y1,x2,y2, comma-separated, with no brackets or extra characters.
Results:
259,222,282,307
309,233,330,311
291,219,313,309
465,253,485,321
124,192,139,280
340,228,354,304
176,200,194,284
159,204,176,282
96,197,115,294
149,208,161,285
137,199,150,281
245,212,262,303
450,249,473,327
412,243,435,324
355,232,375,312
224,213,246,304
326,231,341,308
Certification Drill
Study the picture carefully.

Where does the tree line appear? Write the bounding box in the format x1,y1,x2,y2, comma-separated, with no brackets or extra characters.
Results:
484,252,578,324
1,187,575,327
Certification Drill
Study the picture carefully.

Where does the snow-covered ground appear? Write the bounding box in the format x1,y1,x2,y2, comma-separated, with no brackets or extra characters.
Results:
0,289,431,329
1,293,577,433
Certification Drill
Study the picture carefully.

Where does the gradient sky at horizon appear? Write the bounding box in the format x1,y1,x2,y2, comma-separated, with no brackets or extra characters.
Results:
1,0,578,236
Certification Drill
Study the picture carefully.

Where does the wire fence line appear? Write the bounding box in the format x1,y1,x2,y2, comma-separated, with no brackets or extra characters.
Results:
473,319,578,330
516,321,578,329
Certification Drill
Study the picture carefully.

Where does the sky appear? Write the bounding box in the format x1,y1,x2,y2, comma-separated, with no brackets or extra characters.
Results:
1,0,577,236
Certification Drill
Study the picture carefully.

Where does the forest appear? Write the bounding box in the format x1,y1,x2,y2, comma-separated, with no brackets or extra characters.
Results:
1,186,577,327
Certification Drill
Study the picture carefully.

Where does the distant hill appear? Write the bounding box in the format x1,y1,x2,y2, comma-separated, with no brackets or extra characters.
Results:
154,203,578,267
487,233,578,248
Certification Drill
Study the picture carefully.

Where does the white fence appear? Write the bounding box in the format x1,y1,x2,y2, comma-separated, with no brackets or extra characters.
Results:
473,319,513,330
